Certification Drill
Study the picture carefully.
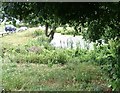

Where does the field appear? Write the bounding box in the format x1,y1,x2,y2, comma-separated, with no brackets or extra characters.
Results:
1,26,111,91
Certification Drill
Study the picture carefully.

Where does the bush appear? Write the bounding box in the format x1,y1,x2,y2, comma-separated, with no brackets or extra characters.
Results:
4,45,69,65
104,39,120,91
90,39,120,91
33,30,44,37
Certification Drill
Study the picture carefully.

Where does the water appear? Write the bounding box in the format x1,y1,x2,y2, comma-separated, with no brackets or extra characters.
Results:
50,33,94,50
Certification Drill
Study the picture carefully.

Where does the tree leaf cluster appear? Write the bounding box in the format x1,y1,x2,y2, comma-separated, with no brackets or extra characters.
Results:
2,2,120,41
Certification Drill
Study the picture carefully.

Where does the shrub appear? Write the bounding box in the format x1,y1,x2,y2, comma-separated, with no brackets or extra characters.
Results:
33,30,44,37
104,39,120,91
91,39,120,91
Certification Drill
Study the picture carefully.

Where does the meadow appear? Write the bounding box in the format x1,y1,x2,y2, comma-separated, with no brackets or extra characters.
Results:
0,26,115,91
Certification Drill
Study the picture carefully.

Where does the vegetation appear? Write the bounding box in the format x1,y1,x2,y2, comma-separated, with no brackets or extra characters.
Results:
2,3,120,40
1,2,120,91
0,28,118,91
1,28,110,91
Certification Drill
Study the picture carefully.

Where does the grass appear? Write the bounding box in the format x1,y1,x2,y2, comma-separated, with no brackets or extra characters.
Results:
2,62,108,91
0,27,39,46
1,26,110,91
0,24,4,32
56,26,82,35
56,26,75,35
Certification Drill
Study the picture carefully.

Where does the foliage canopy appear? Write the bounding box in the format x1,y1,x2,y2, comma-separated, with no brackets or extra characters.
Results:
2,2,120,41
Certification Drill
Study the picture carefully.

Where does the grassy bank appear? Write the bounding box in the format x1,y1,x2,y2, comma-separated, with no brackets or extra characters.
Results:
1,27,111,91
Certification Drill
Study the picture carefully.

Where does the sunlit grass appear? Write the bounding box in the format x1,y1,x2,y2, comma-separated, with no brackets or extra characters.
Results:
0,24,5,32
0,27,40,46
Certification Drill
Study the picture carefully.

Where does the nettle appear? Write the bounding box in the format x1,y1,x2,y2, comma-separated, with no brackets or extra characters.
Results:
98,39,120,91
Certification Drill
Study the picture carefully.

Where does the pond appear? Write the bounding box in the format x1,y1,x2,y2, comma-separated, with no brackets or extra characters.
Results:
50,33,94,50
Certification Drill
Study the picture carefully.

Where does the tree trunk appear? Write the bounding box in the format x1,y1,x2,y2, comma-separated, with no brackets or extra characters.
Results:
45,22,49,37
48,26,56,41
49,30,55,40
74,25,79,37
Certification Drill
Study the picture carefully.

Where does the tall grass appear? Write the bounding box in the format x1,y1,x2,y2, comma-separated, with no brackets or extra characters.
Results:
2,28,118,91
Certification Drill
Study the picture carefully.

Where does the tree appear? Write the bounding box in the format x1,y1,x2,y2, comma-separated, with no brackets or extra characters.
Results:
2,2,120,41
